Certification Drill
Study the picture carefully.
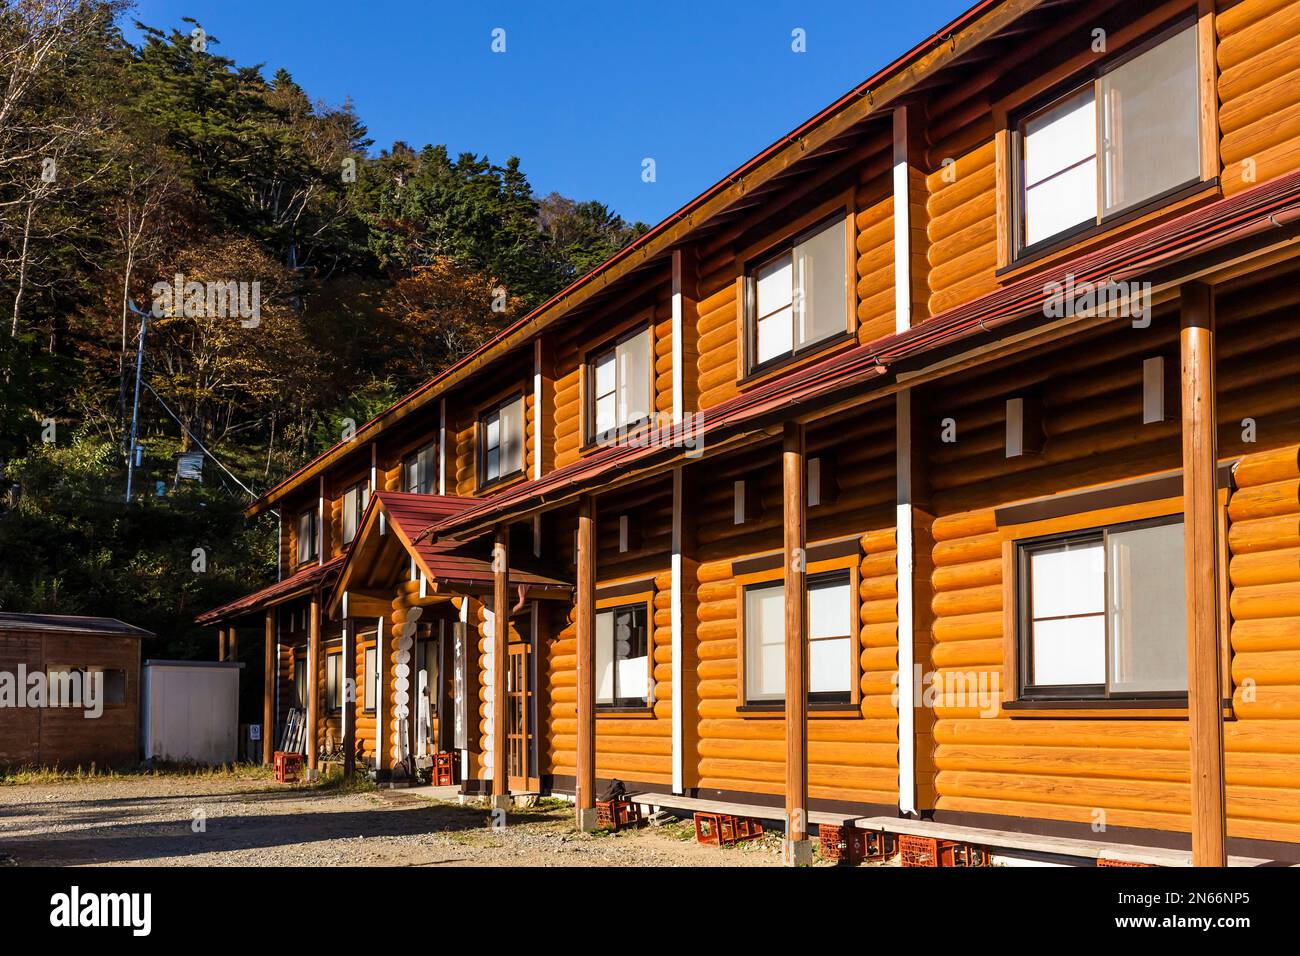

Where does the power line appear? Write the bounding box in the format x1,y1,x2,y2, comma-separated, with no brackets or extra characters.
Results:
139,379,259,502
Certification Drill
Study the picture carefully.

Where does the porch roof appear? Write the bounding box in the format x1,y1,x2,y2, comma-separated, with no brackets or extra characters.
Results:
195,554,345,626
326,491,571,618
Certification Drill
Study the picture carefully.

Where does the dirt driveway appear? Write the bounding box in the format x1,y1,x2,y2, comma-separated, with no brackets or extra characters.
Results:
0,772,797,867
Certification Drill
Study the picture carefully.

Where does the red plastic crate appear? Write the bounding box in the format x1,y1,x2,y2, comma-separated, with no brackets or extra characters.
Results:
899,834,947,867
941,841,991,867
694,811,764,847
819,825,868,864
596,799,643,831
273,751,303,784
433,752,458,787
1097,858,1155,868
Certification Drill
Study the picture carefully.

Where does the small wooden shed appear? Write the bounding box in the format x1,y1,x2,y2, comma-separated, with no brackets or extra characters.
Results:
0,613,149,769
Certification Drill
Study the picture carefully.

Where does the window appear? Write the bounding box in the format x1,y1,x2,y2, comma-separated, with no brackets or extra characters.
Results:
589,326,652,444
595,603,649,707
326,653,342,713
1015,22,1201,253
402,442,436,494
743,570,855,705
100,668,126,705
363,645,377,712
297,509,318,564
341,482,369,546
746,216,847,373
1017,515,1187,700
479,394,524,485
416,637,437,751
44,666,125,706
293,656,307,710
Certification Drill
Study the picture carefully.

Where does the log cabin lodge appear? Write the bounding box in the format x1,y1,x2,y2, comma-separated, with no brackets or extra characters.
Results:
198,0,1300,866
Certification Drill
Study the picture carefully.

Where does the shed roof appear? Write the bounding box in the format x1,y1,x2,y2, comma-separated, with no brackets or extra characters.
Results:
0,613,153,638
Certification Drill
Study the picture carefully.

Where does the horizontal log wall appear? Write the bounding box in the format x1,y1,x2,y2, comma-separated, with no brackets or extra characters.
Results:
690,408,898,805
1219,0,1300,193
926,283,1300,843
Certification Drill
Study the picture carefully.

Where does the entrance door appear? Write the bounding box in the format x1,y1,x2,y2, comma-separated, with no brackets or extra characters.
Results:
506,641,534,791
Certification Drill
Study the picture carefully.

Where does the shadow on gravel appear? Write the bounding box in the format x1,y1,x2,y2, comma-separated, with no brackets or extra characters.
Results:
1,793,568,866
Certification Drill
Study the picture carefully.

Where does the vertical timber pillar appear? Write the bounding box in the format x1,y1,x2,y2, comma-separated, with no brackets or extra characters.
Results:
307,592,321,771
1180,281,1227,867
783,421,812,866
343,618,356,777
263,610,275,764
491,525,511,810
575,495,598,831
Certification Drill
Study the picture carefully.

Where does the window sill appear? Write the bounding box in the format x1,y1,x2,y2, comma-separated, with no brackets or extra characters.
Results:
1002,696,1234,720
579,418,655,457
476,469,527,496
737,330,858,391
595,706,655,719
998,179,1221,283
736,702,860,719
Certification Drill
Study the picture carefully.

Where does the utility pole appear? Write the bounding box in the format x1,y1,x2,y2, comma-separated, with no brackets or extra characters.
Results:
125,301,148,504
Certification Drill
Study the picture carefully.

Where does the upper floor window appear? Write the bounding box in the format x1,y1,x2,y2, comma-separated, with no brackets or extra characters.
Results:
745,216,848,375
341,481,369,546
1015,21,1200,254
402,442,436,495
742,569,855,706
1016,515,1186,700
589,325,652,444
479,394,524,486
296,508,318,565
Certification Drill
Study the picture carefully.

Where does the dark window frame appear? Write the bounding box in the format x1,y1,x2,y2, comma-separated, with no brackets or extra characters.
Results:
585,322,653,447
340,480,369,546
476,391,526,490
741,568,855,707
402,442,436,495
1008,15,1203,262
1015,512,1188,703
742,212,852,379
595,600,651,709
296,508,318,565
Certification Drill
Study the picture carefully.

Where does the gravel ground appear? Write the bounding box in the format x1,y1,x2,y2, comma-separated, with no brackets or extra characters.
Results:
0,772,806,867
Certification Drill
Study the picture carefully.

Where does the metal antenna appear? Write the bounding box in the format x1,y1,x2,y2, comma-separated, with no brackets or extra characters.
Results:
124,301,149,503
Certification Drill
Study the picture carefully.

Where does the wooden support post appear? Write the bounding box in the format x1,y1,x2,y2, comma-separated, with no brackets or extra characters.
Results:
263,610,275,765
491,525,510,809
671,465,700,794
575,495,597,831
228,628,238,662
1180,281,1227,867
783,421,812,866
307,592,321,771
218,627,227,662
343,619,356,777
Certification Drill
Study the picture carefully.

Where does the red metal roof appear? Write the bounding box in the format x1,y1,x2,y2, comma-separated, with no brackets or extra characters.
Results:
432,169,1300,537
195,555,345,625
376,491,570,590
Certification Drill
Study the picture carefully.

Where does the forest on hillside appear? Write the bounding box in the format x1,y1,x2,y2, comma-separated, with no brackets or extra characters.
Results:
0,0,646,651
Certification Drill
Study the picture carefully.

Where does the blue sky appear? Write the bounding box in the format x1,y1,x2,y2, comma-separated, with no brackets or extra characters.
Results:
125,1,973,226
